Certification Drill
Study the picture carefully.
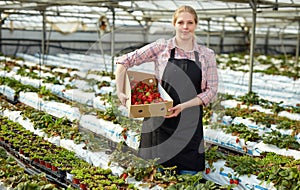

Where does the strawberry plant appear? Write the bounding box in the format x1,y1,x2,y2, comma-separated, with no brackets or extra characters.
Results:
262,130,300,150
225,155,262,176
237,91,260,106
205,146,227,168
224,123,260,142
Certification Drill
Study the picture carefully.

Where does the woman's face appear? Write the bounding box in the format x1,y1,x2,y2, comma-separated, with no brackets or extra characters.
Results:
174,12,197,41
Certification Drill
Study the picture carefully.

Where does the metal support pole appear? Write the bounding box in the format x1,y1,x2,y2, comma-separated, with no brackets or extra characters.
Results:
110,7,115,76
206,19,210,48
296,20,300,67
264,27,270,55
0,11,2,53
248,0,257,93
41,10,46,59
220,18,225,53
0,11,4,53
144,19,151,43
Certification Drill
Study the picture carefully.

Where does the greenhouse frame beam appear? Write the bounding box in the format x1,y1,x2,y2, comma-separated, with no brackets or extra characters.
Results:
296,20,300,66
0,11,2,53
1,1,300,23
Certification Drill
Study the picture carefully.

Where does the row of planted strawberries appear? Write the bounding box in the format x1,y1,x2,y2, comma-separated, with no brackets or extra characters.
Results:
0,54,297,187
0,93,231,190
0,100,134,190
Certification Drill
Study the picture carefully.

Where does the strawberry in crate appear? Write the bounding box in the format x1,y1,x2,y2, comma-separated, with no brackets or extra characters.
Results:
130,81,164,105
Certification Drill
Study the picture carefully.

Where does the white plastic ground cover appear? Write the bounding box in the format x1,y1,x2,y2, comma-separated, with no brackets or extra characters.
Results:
86,73,110,82
221,99,300,121
94,85,115,95
16,53,114,72
18,91,81,121
79,114,140,150
43,83,66,97
218,69,300,107
61,89,95,106
43,101,81,122
231,116,300,144
1,65,114,108
0,85,15,101
93,96,109,110
18,92,43,109
220,99,300,141
0,70,8,77
208,103,300,159
0,182,9,190
254,142,300,160
1,69,67,98
19,76,43,89
203,160,276,190
278,111,300,121
204,127,260,156
219,69,300,95
206,115,300,159
204,126,300,159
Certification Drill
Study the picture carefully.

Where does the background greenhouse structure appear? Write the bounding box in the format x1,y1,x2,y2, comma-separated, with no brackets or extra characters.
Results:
0,0,300,190
1,0,300,56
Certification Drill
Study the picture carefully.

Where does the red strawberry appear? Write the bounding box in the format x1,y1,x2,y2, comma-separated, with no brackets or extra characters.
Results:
234,179,239,185
120,173,128,180
141,95,147,101
230,179,234,184
147,96,153,102
122,128,128,140
205,168,210,174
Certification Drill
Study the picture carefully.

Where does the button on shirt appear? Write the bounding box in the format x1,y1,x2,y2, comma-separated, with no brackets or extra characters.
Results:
116,37,218,106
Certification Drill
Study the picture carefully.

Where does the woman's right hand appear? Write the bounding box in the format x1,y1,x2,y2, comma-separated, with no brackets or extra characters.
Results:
117,92,129,106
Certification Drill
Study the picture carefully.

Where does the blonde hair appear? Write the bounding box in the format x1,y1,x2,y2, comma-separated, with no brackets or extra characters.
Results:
172,5,198,25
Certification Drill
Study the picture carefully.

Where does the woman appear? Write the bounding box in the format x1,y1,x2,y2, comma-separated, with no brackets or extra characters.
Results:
115,5,218,174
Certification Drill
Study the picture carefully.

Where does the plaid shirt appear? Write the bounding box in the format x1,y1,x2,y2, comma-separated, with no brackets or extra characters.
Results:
116,37,218,106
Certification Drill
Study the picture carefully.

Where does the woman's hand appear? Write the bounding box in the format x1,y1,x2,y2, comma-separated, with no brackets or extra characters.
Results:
164,97,203,118
117,92,129,106
164,104,183,118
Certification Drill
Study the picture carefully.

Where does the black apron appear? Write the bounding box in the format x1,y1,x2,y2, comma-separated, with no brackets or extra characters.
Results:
138,48,204,171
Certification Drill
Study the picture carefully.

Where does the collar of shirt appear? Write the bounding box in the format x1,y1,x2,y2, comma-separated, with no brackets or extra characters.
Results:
169,37,199,53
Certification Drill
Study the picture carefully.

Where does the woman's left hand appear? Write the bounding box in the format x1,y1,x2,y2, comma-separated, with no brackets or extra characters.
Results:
164,104,183,118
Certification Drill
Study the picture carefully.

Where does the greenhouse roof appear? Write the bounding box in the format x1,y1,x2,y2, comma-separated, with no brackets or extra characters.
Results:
1,0,300,36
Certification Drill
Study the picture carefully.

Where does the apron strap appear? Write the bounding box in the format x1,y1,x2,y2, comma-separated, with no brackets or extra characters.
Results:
170,48,175,58
171,48,201,68
194,51,201,69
